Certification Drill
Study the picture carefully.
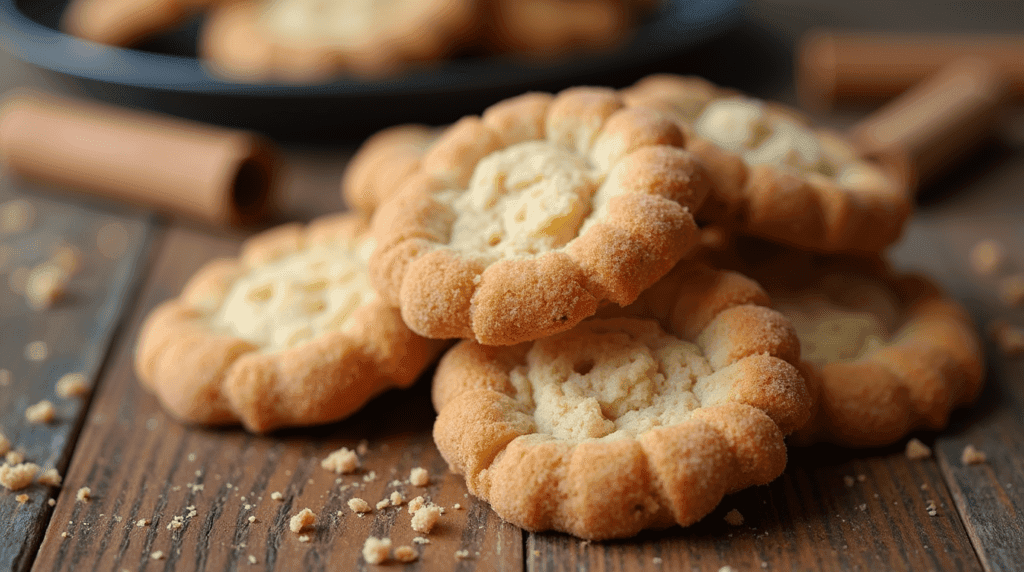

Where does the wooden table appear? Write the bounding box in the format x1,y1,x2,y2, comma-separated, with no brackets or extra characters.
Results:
2,2,1023,570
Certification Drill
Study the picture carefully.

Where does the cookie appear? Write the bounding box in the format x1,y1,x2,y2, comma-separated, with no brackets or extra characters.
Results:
135,213,447,432
370,87,711,345
481,0,639,57
342,124,439,216
701,235,984,447
622,74,912,254
199,0,480,82
432,260,810,539
62,0,217,46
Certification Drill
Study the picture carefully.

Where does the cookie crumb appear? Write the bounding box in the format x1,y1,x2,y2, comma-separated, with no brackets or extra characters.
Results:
136,519,150,528
719,567,738,572
15,493,29,504
412,536,430,545
961,445,987,465
56,373,90,398
407,496,425,515
298,534,311,543
6,450,25,465
25,263,70,310
453,503,462,510
843,475,856,487
375,498,390,510
411,505,443,534
37,468,62,487
150,551,165,560
859,503,867,511
723,509,744,526
167,516,184,530
394,545,418,563
905,438,932,460
289,508,316,533
248,515,256,523
409,467,429,486
390,491,404,506
61,532,69,538
362,537,392,564
0,199,35,235
363,470,377,483
653,557,663,564
0,463,40,490
76,487,91,501
970,239,1005,276
989,320,1024,356
356,440,369,455
321,447,360,474
24,341,48,362
925,501,938,516
271,491,283,501
454,549,470,560
0,433,8,456
348,497,372,513
48,498,56,506
25,400,56,424
248,555,257,564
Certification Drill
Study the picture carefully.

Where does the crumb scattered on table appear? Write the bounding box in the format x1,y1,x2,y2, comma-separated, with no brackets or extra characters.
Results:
970,239,1005,276
843,475,856,487
270,491,283,501
362,537,392,564
409,467,429,486
48,498,56,506
412,536,430,545
454,549,470,560
321,447,359,474
0,432,10,456
56,372,90,398
76,487,91,502
289,508,316,533
394,545,418,563
24,341,48,362
411,504,443,534
37,468,62,487
6,450,25,465
905,438,932,460
15,493,29,504
0,462,40,490
0,199,35,235
150,551,165,561
390,491,404,506
136,519,150,527
376,498,390,510
348,498,372,514
961,445,987,465
25,400,56,424
407,496,425,515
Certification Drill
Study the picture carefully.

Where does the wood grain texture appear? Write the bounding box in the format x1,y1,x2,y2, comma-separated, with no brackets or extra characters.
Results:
30,225,523,572
0,183,153,572
525,442,982,572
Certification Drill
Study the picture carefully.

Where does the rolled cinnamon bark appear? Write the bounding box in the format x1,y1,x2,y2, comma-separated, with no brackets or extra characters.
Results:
798,30,1024,110
0,91,278,226
849,58,1008,193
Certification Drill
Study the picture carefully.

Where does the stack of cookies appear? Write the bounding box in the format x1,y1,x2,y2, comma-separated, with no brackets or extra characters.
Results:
135,74,984,540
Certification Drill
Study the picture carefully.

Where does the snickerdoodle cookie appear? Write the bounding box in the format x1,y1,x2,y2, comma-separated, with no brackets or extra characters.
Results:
622,74,911,254
701,235,984,447
135,213,447,432
432,261,810,539
370,87,710,345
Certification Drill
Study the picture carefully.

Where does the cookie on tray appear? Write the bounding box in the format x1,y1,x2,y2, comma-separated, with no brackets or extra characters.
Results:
370,87,711,345
701,235,984,447
62,0,219,46
199,0,480,82
342,124,438,216
135,213,448,433
481,0,643,57
622,74,912,254
432,261,811,539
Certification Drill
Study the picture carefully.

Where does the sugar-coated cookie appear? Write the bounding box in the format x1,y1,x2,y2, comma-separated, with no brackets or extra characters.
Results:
432,260,810,539
135,213,447,432
370,87,711,345
623,74,911,254
700,235,984,447
342,124,439,215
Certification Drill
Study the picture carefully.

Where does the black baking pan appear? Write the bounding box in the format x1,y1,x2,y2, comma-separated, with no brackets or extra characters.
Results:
0,0,744,139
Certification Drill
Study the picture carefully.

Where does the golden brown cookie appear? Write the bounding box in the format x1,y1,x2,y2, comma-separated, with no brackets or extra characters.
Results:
341,124,439,216
370,87,711,345
700,235,984,447
135,213,448,432
199,0,480,82
432,260,811,539
482,0,640,57
62,0,219,46
622,74,912,254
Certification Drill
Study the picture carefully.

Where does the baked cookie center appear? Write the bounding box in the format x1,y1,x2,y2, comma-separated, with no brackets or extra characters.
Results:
509,319,712,442
775,298,891,365
210,239,377,351
440,140,602,264
260,0,414,45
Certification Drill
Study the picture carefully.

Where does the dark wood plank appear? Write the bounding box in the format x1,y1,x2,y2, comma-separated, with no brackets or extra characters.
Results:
526,440,982,572
0,181,154,572
30,225,523,572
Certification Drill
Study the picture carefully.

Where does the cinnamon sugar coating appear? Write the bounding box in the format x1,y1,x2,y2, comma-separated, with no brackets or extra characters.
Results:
432,261,810,539
701,236,984,447
622,74,911,254
135,213,447,432
371,87,711,345
342,125,438,215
